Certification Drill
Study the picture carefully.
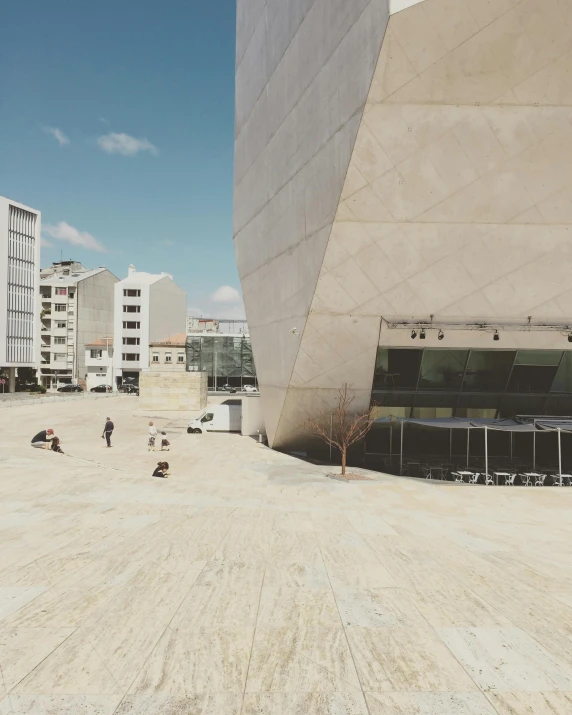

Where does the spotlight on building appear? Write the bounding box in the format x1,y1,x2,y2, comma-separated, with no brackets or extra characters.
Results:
411,330,417,339
438,330,444,340
420,329,426,339
493,330,500,341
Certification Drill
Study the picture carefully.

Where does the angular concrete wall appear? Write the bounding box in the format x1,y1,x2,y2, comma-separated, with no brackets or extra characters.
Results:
236,0,572,449
234,0,390,445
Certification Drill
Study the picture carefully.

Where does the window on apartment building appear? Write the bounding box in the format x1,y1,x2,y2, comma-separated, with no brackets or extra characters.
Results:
122,353,139,361
123,305,141,313
123,321,141,329
90,350,103,359
165,352,172,363
122,337,140,345
56,321,66,329
177,353,185,363
54,337,66,345
55,287,67,296
54,353,66,361
69,291,75,299
123,289,141,297
152,353,159,362
54,304,66,312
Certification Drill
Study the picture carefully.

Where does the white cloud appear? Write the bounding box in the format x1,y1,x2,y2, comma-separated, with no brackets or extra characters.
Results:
97,132,158,157
43,221,106,252
40,237,53,248
43,126,69,146
211,285,242,304
187,306,204,317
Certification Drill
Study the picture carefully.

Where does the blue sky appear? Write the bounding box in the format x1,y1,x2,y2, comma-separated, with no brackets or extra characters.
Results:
0,0,244,317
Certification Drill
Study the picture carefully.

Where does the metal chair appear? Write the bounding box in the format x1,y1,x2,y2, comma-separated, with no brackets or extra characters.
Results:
484,473,495,486
467,472,480,485
535,474,547,487
504,473,517,486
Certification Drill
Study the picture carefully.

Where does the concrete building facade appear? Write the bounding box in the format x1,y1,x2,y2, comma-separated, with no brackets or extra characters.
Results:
39,261,118,389
234,0,572,449
0,196,41,392
112,265,187,384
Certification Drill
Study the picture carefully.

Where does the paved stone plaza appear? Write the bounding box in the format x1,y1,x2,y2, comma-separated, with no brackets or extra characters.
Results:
0,397,571,714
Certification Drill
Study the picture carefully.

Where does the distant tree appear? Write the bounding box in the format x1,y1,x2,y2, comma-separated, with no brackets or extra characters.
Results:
306,383,376,476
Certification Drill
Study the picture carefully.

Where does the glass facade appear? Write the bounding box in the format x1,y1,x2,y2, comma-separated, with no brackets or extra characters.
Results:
186,335,257,389
372,348,572,418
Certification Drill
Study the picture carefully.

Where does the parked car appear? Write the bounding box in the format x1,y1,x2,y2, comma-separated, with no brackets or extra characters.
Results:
243,385,258,393
220,384,237,393
90,384,112,393
57,384,83,392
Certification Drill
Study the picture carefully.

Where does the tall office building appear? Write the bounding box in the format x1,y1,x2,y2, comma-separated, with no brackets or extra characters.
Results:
0,196,41,391
112,265,186,385
234,0,572,449
39,261,118,389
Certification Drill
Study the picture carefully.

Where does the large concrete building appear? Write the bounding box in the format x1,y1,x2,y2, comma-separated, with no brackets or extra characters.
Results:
112,265,186,385
234,0,572,449
0,196,41,391
39,261,118,389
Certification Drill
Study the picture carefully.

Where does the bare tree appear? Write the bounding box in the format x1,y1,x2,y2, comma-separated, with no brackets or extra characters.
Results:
307,383,376,476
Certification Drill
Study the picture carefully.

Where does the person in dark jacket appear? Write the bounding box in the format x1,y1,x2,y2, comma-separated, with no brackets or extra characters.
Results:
102,417,114,447
31,428,55,449
152,461,170,478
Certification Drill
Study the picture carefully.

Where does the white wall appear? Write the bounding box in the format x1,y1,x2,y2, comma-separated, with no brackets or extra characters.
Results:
76,270,118,381
148,277,187,343
389,0,426,14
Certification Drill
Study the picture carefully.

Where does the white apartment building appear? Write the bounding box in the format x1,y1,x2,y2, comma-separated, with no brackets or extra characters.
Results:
84,338,114,391
0,196,41,392
39,261,118,389
113,265,186,384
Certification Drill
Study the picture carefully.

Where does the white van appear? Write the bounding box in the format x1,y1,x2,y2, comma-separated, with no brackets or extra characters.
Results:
187,402,242,433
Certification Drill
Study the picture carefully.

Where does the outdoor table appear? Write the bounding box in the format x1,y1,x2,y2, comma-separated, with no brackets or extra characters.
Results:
493,471,511,485
552,474,572,486
520,472,543,486
429,466,446,480
456,471,474,483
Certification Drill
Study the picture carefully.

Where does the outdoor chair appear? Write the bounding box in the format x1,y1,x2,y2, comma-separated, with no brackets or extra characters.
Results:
535,474,547,487
451,472,465,483
467,472,480,485
484,474,495,486
504,473,517,486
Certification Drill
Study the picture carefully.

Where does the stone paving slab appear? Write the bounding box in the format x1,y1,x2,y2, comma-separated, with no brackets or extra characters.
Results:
0,397,571,714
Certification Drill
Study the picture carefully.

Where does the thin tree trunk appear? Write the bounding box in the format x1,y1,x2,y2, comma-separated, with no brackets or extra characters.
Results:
341,448,346,475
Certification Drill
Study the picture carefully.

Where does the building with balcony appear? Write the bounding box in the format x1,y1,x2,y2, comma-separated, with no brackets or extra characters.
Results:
39,261,118,389
84,338,114,391
0,196,41,391
234,0,572,450
112,265,186,385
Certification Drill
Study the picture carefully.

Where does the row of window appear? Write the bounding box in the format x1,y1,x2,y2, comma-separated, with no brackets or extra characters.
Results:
152,352,185,364
123,321,140,329
123,289,141,297
122,353,139,361
123,305,141,313
123,337,140,345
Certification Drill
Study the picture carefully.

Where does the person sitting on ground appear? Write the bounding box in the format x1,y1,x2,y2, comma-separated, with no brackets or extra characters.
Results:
160,431,170,451
50,437,64,454
148,421,157,451
31,428,55,449
152,461,170,478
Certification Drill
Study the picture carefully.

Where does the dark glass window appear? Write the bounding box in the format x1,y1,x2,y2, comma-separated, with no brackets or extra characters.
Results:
506,365,559,393
514,350,562,366
418,349,468,390
386,349,423,389
462,351,515,392
551,352,572,393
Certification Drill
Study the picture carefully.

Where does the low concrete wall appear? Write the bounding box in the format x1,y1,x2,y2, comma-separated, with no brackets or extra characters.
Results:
0,392,131,409
139,371,207,411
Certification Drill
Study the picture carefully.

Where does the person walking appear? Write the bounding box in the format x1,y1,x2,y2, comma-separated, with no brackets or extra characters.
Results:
102,417,114,447
148,421,158,451
31,428,55,449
